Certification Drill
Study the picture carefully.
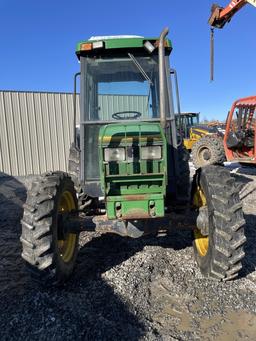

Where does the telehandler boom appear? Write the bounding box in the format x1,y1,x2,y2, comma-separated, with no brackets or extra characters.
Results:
209,0,256,28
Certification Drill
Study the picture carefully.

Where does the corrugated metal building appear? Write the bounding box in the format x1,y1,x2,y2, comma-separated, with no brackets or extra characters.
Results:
98,94,148,121
0,90,147,176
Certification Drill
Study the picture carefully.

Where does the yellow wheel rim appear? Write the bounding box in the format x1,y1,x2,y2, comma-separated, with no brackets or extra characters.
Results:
57,191,77,263
193,186,209,257
194,229,209,257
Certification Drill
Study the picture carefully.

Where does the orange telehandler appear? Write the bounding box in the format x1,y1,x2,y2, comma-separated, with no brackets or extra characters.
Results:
209,0,256,28
192,0,256,168
224,96,256,164
192,97,256,168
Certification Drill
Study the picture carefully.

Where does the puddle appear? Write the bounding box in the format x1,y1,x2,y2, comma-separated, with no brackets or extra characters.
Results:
155,302,256,340
151,279,256,340
199,310,256,341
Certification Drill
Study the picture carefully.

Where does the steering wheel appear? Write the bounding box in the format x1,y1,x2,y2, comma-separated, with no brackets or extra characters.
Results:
112,111,142,120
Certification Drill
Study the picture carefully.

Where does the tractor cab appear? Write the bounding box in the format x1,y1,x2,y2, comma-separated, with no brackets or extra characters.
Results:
176,112,200,139
75,34,178,201
224,96,256,163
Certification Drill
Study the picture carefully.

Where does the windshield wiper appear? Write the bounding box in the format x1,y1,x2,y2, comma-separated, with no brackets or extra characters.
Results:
128,53,153,85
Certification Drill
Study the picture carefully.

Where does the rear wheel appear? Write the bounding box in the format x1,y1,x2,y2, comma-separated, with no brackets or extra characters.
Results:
21,172,79,286
68,144,80,189
192,136,226,169
192,165,246,280
176,145,190,200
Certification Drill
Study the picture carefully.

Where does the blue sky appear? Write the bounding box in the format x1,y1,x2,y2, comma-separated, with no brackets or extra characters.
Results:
0,0,255,121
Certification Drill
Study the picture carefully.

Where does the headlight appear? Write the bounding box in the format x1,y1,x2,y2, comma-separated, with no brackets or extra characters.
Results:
104,148,126,162
141,146,162,160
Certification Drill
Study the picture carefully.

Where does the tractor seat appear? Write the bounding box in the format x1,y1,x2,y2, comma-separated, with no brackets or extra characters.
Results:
227,129,254,149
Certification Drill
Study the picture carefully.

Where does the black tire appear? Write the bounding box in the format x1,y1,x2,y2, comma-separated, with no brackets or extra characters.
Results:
21,172,79,286
192,136,226,169
68,144,93,211
176,145,190,200
68,144,80,189
192,165,246,281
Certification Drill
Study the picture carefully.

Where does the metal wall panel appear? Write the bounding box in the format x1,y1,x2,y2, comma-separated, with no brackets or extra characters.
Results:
98,94,148,120
0,91,147,176
0,91,76,176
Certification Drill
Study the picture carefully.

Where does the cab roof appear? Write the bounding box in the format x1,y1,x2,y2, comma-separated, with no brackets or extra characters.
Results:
76,35,172,59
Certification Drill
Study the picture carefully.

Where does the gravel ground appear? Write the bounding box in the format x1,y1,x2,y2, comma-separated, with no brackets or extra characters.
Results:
0,165,256,341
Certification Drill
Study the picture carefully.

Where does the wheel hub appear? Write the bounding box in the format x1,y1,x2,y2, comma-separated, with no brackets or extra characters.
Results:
193,186,209,257
194,229,209,257
57,191,77,263
202,149,211,161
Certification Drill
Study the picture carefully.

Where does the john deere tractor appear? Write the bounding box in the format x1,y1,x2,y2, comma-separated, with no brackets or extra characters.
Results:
20,28,246,285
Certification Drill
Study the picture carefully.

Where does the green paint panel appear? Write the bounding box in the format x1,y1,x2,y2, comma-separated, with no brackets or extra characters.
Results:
100,122,164,146
98,122,167,220
106,194,165,220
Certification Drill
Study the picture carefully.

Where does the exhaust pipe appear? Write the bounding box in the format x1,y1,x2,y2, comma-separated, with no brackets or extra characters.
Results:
159,27,169,129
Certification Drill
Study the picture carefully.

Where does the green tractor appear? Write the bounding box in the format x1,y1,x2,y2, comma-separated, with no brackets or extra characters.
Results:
21,28,246,285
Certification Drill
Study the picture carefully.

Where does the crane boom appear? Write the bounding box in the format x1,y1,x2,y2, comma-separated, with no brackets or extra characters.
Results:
209,0,256,28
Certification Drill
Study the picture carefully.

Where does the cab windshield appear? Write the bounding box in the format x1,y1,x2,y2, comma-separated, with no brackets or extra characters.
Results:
81,55,160,122
184,114,199,127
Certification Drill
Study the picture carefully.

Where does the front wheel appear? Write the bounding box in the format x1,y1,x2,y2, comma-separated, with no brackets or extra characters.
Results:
21,172,79,286
191,165,246,281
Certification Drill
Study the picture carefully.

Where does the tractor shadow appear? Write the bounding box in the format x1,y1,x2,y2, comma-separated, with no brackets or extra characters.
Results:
75,227,193,281
0,173,146,339
64,227,193,339
0,172,28,293
241,214,256,278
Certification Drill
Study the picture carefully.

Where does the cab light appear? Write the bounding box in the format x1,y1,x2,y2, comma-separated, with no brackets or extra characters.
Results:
92,41,104,49
144,41,155,53
141,146,162,160
80,43,92,51
104,148,126,162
